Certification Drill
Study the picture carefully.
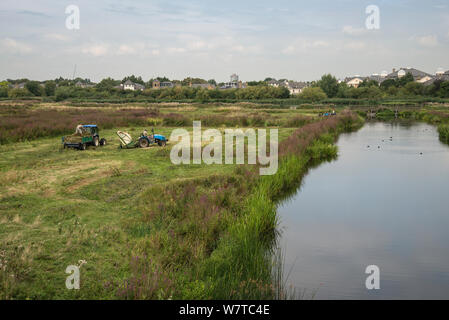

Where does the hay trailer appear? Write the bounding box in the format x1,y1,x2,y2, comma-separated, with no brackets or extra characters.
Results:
62,125,107,150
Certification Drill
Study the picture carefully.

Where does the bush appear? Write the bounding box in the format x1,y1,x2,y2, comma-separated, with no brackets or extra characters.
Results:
45,81,56,96
55,86,72,101
0,87,8,98
25,81,43,96
298,87,327,102
8,88,30,98
438,124,449,144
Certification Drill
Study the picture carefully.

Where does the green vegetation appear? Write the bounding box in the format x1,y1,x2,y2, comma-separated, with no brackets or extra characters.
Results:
0,102,326,299
2,72,449,104
438,124,449,144
2,100,449,300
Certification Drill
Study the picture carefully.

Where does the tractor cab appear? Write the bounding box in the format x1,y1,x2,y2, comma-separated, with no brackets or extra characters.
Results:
82,125,99,137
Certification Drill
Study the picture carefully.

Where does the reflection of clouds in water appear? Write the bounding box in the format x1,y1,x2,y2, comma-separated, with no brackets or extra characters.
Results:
277,122,449,299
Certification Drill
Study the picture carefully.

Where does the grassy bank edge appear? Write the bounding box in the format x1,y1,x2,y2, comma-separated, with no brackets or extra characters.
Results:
196,113,364,299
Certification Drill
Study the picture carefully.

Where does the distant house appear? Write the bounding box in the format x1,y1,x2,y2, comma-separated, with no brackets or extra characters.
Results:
220,74,246,89
368,74,387,84
152,80,174,89
75,81,95,89
13,83,26,89
285,81,308,95
423,70,449,86
268,79,308,94
385,67,433,83
123,80,144,91
160,81,174,88
152,80,160,89
345,76,366,88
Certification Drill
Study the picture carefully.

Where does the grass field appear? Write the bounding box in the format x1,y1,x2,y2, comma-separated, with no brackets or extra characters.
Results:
1,101,447,299
0,102,305,299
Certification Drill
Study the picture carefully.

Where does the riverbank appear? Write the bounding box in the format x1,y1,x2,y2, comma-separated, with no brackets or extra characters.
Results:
189,111,363,299
0,102,362,299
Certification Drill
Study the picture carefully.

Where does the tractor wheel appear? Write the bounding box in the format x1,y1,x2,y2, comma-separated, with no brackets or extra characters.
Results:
158,140,166,147
139,138,149,148
93,137,99,147
79,143,87,151
100,138,107,146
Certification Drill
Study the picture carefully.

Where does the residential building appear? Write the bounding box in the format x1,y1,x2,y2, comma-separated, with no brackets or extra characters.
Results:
268,79,308,94
424,70,449,86
385,67,433,82
123,80,145,91
14,83,26,89
75,81,95,88
152,80,160,89
345,76,366,88
436,68,445,76
160,81,174,88
220,74,245,89
285,81,308,95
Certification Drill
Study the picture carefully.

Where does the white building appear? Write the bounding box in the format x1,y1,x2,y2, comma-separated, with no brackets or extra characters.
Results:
123,80,145,91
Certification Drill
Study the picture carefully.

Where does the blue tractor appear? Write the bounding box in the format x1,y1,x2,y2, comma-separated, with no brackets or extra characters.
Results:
117,128,168,149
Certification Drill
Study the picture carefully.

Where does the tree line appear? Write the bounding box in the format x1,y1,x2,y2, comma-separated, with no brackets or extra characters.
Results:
2,73,449,101
297,73,449,101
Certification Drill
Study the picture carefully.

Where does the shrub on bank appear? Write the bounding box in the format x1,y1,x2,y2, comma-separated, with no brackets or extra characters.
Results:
438,124,449,144
0,107,159,144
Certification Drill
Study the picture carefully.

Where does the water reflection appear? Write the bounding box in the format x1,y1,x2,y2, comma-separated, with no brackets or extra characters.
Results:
277,122,449,299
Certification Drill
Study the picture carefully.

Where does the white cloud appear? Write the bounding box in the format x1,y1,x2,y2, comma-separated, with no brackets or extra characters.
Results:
342,25,366,36
81,42,159,57
117,44,136,55
415,35,439,47
167,47,187,54
282,38,329,55
81,44,109,57
344,41,366,50
282,45,295,55
44,34,69,42
1,38,32,54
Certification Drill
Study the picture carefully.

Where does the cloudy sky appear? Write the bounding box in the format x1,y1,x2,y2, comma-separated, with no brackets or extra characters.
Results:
1,0,448,82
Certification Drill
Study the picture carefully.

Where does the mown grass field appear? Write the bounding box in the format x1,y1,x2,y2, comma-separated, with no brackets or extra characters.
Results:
0,102,303,299
1,101,448,299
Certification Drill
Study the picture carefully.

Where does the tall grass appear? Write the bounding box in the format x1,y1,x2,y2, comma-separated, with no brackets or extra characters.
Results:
0,106,159,144
438,124,449,144
197,112,362,299
126,111,362,299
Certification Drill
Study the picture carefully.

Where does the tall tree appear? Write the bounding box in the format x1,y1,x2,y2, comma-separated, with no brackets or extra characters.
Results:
25,81,43,96
316,74,339,98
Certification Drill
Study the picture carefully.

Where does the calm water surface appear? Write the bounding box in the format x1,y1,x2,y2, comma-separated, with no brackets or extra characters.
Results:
277,122,449,299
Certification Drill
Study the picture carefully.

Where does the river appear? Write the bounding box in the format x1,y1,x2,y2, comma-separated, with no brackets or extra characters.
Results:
277,121,449,299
